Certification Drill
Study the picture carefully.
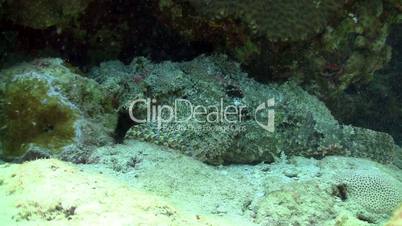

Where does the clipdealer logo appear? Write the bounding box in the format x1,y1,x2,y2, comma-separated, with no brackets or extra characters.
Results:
254,98,275,132
128,98,275,132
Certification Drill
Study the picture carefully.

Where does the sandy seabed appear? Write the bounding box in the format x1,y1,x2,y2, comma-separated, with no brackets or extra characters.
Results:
0,140,401,226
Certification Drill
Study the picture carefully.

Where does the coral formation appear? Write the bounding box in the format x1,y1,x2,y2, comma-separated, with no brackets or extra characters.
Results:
325,24,402,146
302,0,394,99
0,1,400,225
336,170,402,214
0,58,117,161
157,0,400,100
90,55,401,166
0,0,398,103
252,155,402,225
185,0,344,41
157,0,344,46
0,75,78,159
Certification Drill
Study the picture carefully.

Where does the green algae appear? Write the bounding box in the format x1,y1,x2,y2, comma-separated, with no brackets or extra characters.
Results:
0,77,77,159
0,58,118,161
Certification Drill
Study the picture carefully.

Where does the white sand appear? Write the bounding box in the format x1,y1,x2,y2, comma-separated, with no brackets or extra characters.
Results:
0,140,401,226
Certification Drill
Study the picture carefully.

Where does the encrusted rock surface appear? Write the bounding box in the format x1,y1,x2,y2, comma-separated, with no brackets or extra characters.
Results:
157,0,401,99
0,58,117,162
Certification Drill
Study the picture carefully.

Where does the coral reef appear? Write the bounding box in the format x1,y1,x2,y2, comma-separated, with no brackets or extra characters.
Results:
156,0,344,51
0,0,399,102
0,58,117,161
253,155,402,225
90,55,401,166
324,23,402,146
180,0,344,42
0,0,398,103
0,75,77,159
0,1,400,225
336,170,402,214
157,0,400,100
301,0,394,99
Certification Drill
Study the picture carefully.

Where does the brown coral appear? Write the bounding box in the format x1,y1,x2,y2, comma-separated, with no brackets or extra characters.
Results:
187,0,345,41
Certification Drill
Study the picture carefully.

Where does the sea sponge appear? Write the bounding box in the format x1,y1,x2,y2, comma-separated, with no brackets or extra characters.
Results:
336,170,402,214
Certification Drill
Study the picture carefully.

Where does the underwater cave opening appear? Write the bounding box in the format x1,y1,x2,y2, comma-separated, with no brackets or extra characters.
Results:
327,23,402,146
0,0,214,70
